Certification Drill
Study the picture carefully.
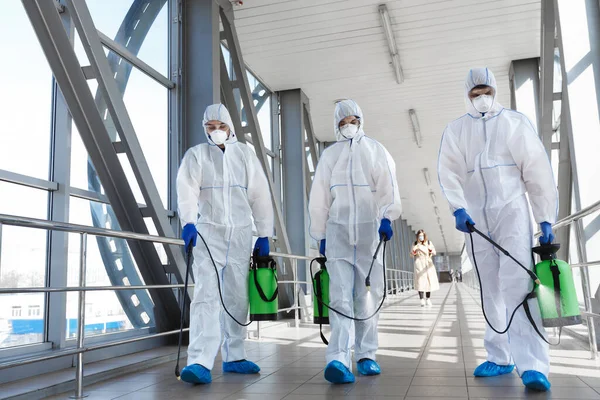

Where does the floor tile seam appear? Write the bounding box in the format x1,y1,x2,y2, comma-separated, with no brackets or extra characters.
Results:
456,284,472,399
226,380,304,398
416,283,455,366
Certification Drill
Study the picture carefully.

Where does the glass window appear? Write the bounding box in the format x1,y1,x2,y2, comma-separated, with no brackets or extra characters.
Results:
0,183,48,349
122,62,169,206
258,96,272,150
70,62,168,208
78,1,168,77
66,196,155,339
558,0,600,296
0,3,52,179
86,0,136,41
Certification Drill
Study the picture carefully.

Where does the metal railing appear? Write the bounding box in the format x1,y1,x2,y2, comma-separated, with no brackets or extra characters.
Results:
0,213,413,397
0,214,304,397
462,198,600,359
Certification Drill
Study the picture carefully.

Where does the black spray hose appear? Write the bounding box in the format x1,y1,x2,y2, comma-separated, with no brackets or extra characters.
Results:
465,222,557,345
311,240,388,323
196,232,253,327
175,235,252,379
467,223,539,284
175,244,194,380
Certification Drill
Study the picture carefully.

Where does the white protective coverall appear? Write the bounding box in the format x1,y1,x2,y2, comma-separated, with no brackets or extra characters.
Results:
438,68,558,375
176,104,274,370
309,100,402,369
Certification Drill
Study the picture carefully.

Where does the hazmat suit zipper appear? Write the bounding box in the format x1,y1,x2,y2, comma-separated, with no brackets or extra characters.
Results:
479,117,491,232
221,148,234,240
348,140,358,245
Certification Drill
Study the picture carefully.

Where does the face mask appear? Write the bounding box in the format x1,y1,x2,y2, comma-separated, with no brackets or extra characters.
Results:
418,235,424,241
340,124,359,139
210,129,228,145
472,95,494,113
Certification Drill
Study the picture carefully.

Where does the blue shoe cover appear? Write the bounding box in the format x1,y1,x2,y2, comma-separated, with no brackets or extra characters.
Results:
223,359,260,374
473,361,514,377
522,370,551,392
324,360,355,384
357,358,381,376
180,364,212,384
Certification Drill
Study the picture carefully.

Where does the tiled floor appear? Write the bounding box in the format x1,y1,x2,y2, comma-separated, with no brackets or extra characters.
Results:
44,283,600,399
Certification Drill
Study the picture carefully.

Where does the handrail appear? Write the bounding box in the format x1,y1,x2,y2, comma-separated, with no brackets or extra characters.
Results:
0,213,183,246
0,211,416,395
534,198,600,237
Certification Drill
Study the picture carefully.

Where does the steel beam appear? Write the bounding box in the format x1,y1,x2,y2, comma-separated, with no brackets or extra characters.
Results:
168,0,182,256
23,0,180,331
509,58,541,134
219,5,294,307
0,169,58,191
280,89,308,288
219,51,246,143
540,0,556,156
66,0,186,283
182,0,220,149
219,7,291,255
46,8,73,347
97,30,175,89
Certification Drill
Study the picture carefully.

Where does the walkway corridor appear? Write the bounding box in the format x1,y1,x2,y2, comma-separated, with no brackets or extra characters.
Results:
44,283,600,399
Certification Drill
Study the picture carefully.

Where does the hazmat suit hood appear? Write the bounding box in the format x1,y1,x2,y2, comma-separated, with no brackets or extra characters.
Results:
464,68,503,117
334,99,366,142
203,103,238,146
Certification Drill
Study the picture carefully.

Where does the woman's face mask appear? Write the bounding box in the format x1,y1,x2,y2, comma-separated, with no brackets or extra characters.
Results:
418,234,424,241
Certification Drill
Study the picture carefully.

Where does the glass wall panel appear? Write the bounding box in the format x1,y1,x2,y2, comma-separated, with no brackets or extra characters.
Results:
66,197,155,339
0,3,52,179
0,183,48,348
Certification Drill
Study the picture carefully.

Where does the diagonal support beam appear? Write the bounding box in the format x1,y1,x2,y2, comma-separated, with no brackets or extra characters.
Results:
219,7,291,256
66,0,187,285
23,0,181,331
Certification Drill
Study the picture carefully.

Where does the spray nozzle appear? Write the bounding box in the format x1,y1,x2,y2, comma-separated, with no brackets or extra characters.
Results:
466,221,476,233
365,276,371,291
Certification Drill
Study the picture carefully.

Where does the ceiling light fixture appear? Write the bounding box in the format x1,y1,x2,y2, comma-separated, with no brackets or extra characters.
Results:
378,4,404,84
408,109,422,148
423,168,431,187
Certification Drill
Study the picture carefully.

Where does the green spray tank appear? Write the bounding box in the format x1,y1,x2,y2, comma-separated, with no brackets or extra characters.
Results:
248,251,279,321
312,257,329,325
533,243,582,327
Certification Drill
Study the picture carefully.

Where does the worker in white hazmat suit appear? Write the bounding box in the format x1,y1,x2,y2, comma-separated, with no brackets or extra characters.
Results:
176,104,274,384
438,68,558,392
309,99,402,384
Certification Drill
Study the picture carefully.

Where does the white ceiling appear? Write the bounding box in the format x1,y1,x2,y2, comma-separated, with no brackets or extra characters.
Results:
233,0,541,253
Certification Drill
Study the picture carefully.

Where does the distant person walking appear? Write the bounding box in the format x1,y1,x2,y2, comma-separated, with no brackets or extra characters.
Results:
411,230,439,306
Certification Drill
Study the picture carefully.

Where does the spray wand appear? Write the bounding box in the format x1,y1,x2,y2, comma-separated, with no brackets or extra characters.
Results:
365,238,385,290
466,222,540,284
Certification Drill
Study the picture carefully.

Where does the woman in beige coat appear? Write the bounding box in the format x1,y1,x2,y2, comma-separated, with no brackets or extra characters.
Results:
411,230,439,306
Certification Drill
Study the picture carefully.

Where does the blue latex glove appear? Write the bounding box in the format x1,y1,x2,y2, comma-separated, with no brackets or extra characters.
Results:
182,223,197,248
540,222,554,245
254,237,270,257
378,218,393,241
454,209,475,233
320,239,326,256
